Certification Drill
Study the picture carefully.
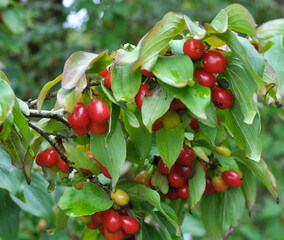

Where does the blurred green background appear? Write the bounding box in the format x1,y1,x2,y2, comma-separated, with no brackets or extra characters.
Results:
0,0,284,239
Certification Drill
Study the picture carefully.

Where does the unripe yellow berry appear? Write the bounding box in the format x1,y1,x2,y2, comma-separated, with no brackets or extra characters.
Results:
215,145,231,157
111,189,129,206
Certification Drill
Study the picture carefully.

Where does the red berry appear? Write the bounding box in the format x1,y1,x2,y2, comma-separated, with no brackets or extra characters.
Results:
177,145,195,166
73,127,89,136
141,69,154,78
211,86,233,109
251,42,259,51
203,51,227,74
88,98,110,123
121,216,140,234
158,158,169,175
135,83,150,110
170,98,187,111
189,118,200,130
175,162,195,179
177,184,189,200
36,150,45,167
118,207,128,216
168,169,186,188
200,162,207,173
92,211,103,224
221,170,243,187
212,176,229,192
183,39,205,60
104,71,112,90
68,103,89,130
103,226,124,240
82,168,91,174
0,124,3,132
86,221,98,230
135,171,151,186
98,68,109,78
152,120,164,131
166,188,179,200
88,121,109,134
42,147,58,168
57,156,69,173
102,209,122,233
86,152,111,179
194,67,216,88
204,176,216,195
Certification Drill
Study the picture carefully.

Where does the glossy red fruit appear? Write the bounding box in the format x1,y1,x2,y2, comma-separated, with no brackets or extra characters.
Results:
98,68,109,77
166,188,179,200
177,145,195,166
68,103,89,129
141,69,155,78
57,156,69,173
36,150,45,167
82,168,91,174
177,184,189,200
204,176,216,195
168,169,186,188
86,152,111,179
88,98,110,123
189,118,200,130
42,147,58,168
102,209,122,233
135,171,151,186
203,51,227,73
92,211,103,224
183,39,205,60
222,170,243,187
170,98,187,111
86,221,98,230
103,226,124,240
121,216,140,234
135,83,150,110
158,159,169,175
73,127,89,136
104,71,112,90
212,176,229,192
88,121,109,134
194,67,216,88
175,162,195,179
211,86,233,109
118,207,128,216
152,117,164,131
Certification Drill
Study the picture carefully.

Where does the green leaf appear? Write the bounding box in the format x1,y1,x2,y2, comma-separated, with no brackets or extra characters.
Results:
184,15,206,39
123,108,151,160
200,188,245,239
257,18,284,39
0,111,14,140
10,173,55,220
37,74,62,113
151,168,169,194
224,4,256,36
86,50,114,74
152,55,193,87
141,85,173,132
195,102,218,128
115,47,140,66
139,222,162,240
156,124,184,169
81,228,100,240
62,51,98,90
199,123,217,146
221,54,258,124
57,76,87,113
112,62,141,102
90,121,126,187
0,189,20,240
63,142,100,175
210,9,228,33
106,103,120,145
42,167,58,193
224,101,261,162
192,147,210,163
169,199,186,224
58,182,113,216
0,0,9,8
160,81,211,120
238,163,256,214
188,162,206,210
0,78,15,125
133,12,187,71
2,7,25,34
233,150,278,203
168,39,187,55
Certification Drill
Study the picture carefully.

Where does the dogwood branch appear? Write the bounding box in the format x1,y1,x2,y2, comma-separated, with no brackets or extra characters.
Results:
27,91,58,108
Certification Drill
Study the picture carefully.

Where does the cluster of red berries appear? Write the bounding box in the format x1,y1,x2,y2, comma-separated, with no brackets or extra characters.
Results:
68,99,110,136
36,147,69,173
84,208,139,240
158,145,196,201
204,167,243,195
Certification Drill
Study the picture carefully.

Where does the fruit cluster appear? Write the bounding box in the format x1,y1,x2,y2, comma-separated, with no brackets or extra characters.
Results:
68,99,110,136
36,147,69,173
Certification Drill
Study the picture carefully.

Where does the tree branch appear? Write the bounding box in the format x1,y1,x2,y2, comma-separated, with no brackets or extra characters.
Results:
27,91,58,108
27,109,70,128
89,81,101,87
28,121,69,164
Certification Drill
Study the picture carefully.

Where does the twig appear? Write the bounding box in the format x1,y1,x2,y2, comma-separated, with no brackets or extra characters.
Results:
28,121,69,164
27,109,70,128
27,91,58,108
